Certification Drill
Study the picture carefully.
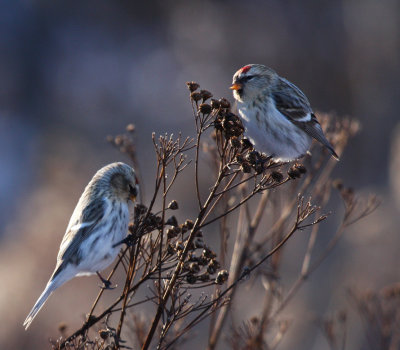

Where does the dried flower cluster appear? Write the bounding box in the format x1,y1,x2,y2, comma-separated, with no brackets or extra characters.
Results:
50,81,377,350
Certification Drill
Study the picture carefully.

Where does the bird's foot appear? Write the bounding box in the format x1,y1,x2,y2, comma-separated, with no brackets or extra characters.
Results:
97,272,116,290
112,234,137,248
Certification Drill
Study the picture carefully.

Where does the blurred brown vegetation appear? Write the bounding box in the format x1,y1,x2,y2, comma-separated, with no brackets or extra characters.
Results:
1,1,399,350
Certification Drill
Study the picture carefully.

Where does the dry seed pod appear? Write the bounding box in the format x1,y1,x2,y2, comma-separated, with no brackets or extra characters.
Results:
168,200,179,210
190,92,202,102
271,171,284,182
200,90,213,102
287,166,301,179
215,270,229,284
199,103,212,114
186,81,200,92
186,274,197,284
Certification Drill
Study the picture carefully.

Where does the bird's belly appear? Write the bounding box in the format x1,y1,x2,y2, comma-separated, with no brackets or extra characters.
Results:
77,205,129,274
239,105,311,161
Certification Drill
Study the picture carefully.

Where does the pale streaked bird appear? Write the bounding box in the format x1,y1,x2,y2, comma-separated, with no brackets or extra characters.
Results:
23,162,138,330
230,64,339,162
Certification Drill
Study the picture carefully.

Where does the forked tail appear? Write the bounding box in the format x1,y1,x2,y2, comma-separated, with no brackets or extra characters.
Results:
23,276,62,330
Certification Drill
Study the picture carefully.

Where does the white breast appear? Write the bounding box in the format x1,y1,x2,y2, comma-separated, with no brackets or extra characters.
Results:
237,100,311,161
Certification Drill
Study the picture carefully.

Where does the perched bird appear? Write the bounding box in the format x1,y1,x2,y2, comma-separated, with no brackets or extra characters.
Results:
23,162,138,330
230,64,339,162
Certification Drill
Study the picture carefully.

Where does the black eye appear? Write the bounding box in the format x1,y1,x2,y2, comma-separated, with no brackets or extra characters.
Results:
241,75,254,82
129,184,138,197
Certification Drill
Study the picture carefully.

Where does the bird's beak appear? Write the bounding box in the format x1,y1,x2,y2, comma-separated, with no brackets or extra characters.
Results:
129,186,138,202
230,83,242,91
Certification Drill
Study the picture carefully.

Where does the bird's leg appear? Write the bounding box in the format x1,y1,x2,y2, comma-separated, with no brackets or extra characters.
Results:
96,272,116,290
112,233,137,248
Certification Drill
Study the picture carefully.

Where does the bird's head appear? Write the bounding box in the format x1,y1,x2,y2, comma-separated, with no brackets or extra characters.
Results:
106,163,139,202
230,64,277,103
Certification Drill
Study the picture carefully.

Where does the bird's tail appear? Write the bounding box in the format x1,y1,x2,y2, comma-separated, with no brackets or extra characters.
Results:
327,144,340,161
23,275,63,330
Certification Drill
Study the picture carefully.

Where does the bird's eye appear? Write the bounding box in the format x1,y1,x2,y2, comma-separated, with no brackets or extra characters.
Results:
129,184,138,197
241,75,254,82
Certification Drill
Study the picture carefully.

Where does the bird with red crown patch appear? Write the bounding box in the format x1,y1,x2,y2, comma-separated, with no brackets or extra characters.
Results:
230,64,338,162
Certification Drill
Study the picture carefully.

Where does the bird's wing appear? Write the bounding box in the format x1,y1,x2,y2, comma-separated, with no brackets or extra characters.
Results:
272,77,313,121
53,197,107,277
272,78,338,159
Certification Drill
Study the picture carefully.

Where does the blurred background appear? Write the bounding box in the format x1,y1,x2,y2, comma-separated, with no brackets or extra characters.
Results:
1,0,399,349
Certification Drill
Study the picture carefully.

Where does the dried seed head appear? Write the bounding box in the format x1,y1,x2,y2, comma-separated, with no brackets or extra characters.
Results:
219,98,231,109
135,204,147,216
255,162,264,174
185,220,194,229
202,247,216,259
194,237,204,248
189,262,200,273
210,259,221,269
287,166,301,179
200,90,213,102
126,124,135,133
166,216,178,227
214,116,224,131
98,329,109,340
271,171,284,182
199,103,212,114
295,163,307,174
230,137,241,149
190,92,202,102
188,251,198,261
167,228,177,239
168,200,179,210
186,274,197,284
186,81,200,92
180,224,188,234
240,162,252,173
197,255,208,266
241,138,253,150
210,99,220,109
207,260,219,275
215,270,229,284
236,155,244,163
246,150,260,164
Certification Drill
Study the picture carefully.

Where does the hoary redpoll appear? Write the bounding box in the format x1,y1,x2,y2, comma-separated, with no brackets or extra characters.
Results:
23,162,138,330
230,64,339,161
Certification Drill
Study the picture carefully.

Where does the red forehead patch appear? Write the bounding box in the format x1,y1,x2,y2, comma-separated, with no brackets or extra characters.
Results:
241,65,252,73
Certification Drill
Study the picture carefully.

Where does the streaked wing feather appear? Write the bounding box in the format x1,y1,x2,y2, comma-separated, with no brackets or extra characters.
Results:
272,78,338,159
272,78,312,120
297,114,339,159
57,198,106,267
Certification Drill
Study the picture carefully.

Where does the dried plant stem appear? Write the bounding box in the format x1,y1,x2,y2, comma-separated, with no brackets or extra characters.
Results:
208,189,270,349
141,166,226,350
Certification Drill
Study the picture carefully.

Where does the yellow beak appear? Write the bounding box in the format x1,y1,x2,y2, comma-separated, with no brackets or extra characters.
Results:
230,83,242,91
